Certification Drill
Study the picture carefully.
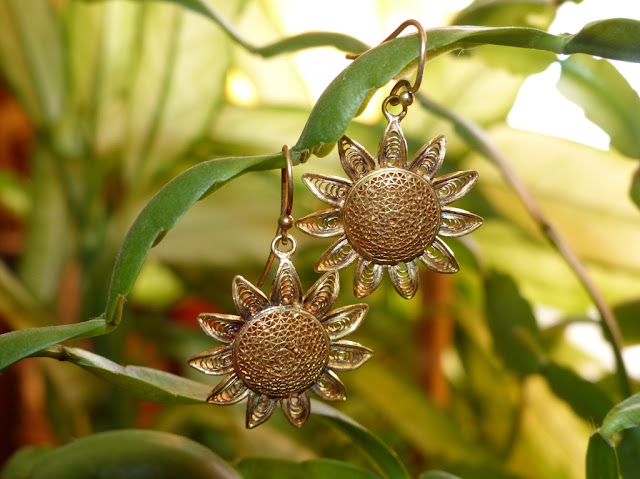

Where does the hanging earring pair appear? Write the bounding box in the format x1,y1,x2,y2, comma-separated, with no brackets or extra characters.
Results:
189,146,372,428
189,20,483,428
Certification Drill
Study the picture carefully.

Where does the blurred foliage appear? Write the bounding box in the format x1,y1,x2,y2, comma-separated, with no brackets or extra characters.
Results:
0,0,640,478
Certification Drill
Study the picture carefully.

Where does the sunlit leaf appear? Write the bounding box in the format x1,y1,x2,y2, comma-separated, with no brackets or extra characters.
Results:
586,432,619,479
0,0,64,125
484,271,542,376
558,54,640,158
451,0,558,29
601,391,640,438
0,319,109,372
294,20,640,157
312,400,410,479
48,346,210,404
26,429,241,479
236,457,380,479
541,361,614,425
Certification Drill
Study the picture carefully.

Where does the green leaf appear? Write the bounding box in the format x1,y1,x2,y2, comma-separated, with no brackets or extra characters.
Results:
451,0,557,29
1,445,55,479
419,472,464,479
0,319,109,372
630,166,640,210
293,34,421,157
484,271,542,376
601,392,640,438
586,432,619,479
558,54,640,158
541,361,614,425
103,152,282,324
564,18,640,62
236,457,380,479
616,298,640,345
45,346,210,404
27,429,241,479
311,401,410,479
618,428,640,479
17,147,70,305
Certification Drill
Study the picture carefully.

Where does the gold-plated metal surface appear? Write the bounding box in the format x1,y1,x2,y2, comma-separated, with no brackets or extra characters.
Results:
190,144,372,428
189,255,372,428
298,19,482,299
296,125,483,299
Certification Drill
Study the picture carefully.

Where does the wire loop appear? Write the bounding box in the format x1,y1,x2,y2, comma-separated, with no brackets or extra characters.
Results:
257,145,295,287
346,19,426,95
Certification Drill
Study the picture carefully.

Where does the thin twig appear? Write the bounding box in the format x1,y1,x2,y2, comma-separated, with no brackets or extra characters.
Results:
416,93,632,398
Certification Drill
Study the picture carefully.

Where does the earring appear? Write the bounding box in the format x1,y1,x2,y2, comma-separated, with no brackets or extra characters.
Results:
296,20,483,300
189,146,372,428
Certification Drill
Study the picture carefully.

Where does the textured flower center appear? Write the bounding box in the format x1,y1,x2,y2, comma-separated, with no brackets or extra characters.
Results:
342,168,441,264
233,307,330,397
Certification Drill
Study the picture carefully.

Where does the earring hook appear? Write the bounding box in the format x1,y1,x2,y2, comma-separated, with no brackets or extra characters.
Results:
257,145,295,287
346,19,426,95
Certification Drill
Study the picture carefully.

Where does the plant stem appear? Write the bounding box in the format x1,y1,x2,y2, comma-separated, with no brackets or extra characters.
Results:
417,93,632,399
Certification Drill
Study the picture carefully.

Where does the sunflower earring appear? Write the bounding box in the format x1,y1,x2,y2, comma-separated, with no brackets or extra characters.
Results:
189,146,372,428
297,20,483,299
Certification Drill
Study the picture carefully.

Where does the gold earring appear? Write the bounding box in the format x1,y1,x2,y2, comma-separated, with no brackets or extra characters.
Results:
189,146,372,428
297,20,483,299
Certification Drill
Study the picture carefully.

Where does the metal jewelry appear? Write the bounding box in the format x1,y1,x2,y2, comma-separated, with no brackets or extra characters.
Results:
296,20,483,299
189,146,372,428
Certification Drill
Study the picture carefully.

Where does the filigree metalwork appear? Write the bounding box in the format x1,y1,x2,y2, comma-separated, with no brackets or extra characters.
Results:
189,254,372,428
297,122,483,299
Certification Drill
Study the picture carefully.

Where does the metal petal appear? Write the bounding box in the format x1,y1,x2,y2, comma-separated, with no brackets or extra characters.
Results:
207,374,248,405
197,313,243,343
303,271,339,318
281,392,311,427
377,116,407,167
322,304,368,340
409,134,446,179
295,209,344,238
328,340,373,371
233,276,270,320
315,237,358,272
189,345,234,375
271,258,302,306
433,170,478,205
311,370,347,401
418,237,459,273
246,392,278,429
301,173,351,208
389,261,419,299
338,135,376,181
353,259,384,298
439,207,483,237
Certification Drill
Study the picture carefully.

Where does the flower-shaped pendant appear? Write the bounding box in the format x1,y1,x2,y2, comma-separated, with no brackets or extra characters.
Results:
189,256,371,428
297,117,483,299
